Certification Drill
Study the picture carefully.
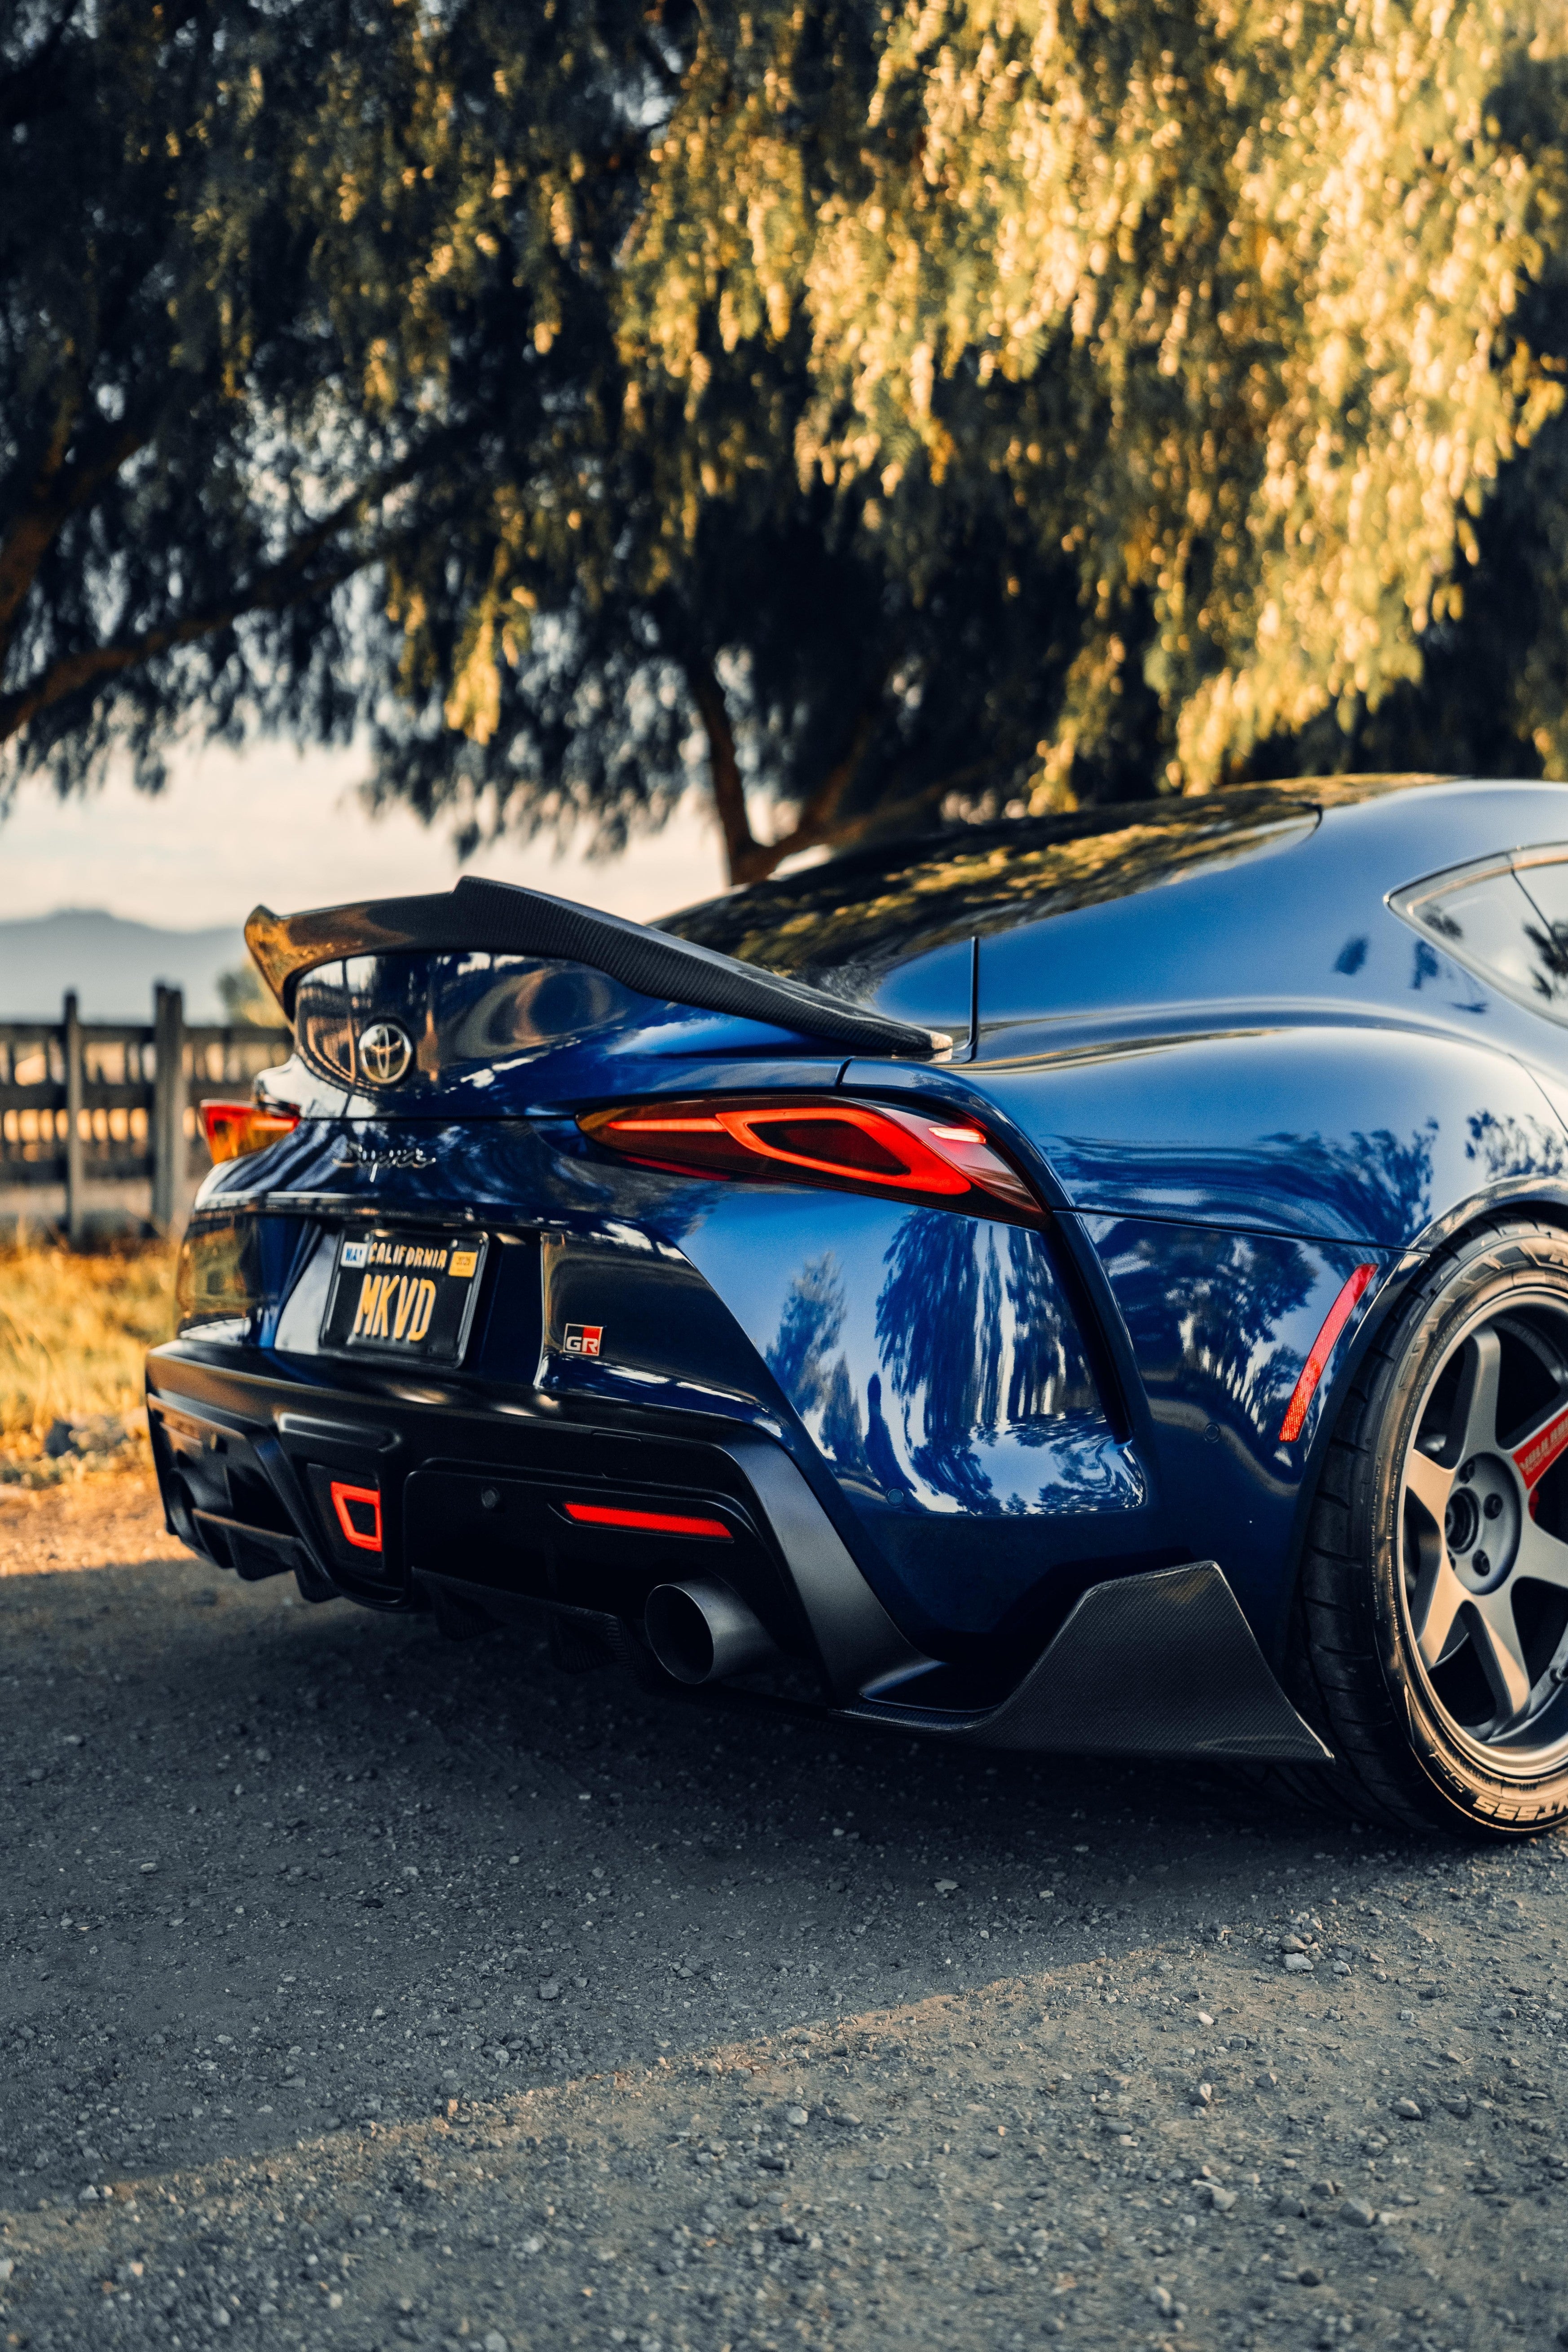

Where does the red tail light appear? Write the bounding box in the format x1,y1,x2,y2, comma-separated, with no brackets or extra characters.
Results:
579,1096,1042,1221
201,1100,300,1164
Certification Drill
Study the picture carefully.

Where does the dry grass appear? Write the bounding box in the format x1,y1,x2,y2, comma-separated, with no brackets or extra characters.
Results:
0,1235,176,1476
0,1468,172,1569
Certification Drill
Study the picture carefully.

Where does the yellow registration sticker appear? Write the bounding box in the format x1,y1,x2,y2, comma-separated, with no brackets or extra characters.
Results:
448,1249,479,1279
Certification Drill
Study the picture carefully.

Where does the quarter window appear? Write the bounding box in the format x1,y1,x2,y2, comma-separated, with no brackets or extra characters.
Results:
1392,850,1568,1016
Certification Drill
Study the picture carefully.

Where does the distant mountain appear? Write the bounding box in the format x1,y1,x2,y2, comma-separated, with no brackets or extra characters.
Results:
0,908,247,1021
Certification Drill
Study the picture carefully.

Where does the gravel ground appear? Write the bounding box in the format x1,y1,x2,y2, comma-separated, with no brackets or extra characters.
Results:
2,1485,1568,2352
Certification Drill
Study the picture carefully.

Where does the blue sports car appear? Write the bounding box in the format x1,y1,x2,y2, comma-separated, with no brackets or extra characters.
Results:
150,775,1568,1838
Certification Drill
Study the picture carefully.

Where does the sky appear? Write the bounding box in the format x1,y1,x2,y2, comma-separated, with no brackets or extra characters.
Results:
0,737,729,930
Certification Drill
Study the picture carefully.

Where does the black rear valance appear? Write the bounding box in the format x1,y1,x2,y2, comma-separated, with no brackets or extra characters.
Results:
245,876,948,1060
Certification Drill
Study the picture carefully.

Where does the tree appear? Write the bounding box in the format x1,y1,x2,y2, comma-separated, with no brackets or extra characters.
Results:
1,0,374,797
357,1,1101,884
216,960,286,1025
612,0,1568,806
358,0,1167,879
0,0,626,799
5,0,1568,891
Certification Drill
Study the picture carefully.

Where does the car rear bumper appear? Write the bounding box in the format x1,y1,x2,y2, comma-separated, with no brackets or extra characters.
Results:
146,1341,1327,1761
146,1340,923,1704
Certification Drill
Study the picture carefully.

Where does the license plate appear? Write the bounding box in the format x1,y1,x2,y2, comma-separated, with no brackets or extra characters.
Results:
320,1228,489,1365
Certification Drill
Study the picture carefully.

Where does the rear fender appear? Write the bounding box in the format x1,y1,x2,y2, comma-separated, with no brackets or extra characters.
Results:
670,1185,1155,1659
957,1024,1568,1247
1081,1214,1398,1662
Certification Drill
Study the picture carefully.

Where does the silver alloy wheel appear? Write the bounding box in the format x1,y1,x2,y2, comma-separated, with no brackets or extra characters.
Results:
1400,1297,1568,1761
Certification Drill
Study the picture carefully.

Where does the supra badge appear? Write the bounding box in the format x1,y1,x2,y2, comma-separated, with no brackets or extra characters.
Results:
563,1323,604,1357
334,1139,435,1169
357,1020,414,1086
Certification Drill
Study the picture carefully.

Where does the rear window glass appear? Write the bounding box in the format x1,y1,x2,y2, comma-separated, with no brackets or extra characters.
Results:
658,790,1317,992
1393,849,1568,1015
291,952,643,1092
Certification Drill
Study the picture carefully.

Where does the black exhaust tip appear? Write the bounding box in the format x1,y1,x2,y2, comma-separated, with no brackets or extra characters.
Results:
643,1579,778,1686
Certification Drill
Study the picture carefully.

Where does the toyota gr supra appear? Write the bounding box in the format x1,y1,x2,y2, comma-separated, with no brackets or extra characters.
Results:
148,774,1568,1837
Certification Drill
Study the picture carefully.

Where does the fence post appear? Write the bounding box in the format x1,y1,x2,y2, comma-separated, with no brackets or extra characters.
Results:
151,983,185,1233
63,990,84,1248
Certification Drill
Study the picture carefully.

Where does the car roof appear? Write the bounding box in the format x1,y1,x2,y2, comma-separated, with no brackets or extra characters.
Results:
658,773,1462,987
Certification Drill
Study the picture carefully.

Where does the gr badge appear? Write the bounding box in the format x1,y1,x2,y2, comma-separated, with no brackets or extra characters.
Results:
563,1323,604,1357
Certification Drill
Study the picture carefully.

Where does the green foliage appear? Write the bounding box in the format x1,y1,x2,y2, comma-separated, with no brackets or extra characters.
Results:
4,0,1568,887
0,0,405,797
615,0,1568,810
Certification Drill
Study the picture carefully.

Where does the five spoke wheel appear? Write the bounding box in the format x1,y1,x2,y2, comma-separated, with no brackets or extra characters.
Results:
1401,1313,1568,1752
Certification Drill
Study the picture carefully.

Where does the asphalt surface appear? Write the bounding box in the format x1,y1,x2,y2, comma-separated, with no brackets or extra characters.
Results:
2,1497,1568,2352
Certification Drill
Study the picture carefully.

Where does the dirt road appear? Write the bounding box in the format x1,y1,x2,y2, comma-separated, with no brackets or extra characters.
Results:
1,1483,1566,2352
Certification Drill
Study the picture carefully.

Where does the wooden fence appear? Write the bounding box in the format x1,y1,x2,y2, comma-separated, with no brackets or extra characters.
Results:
0,988,288,1242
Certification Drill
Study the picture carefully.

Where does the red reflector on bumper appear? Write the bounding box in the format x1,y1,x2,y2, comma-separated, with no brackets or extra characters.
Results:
563,1502,732,1541
330,1480,383,1551
1277,1263,1378,1443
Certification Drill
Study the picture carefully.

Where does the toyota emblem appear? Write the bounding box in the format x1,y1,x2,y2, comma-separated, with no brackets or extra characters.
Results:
357,1020,414,1087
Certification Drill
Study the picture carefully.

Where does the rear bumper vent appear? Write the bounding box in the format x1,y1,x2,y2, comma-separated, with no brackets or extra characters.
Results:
402,1467,793,1647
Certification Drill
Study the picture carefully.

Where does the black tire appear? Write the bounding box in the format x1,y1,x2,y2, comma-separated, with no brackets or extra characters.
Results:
1282,1217,1568,1837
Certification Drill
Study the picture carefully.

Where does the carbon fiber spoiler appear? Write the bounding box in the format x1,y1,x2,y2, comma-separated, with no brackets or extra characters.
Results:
244,876,949,1060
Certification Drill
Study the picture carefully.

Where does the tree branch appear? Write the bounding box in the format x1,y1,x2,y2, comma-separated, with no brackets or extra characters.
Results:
675,622,1001,886
683,657,951,886
0,452,441,748
787,700,879,843
684,652,764,883
716,696,881,885
725,758,999,887
0,557,359,748
0,413,150,654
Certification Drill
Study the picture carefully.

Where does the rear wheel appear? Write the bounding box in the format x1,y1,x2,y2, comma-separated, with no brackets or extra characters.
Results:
1286,1219,1568,1836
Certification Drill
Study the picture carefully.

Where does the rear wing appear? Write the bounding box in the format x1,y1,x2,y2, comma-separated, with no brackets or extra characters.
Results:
244,876,948,1060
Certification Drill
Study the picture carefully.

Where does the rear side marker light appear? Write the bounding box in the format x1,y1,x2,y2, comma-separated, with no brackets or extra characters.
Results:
201,1100,300,1164
330,1481,383,1552
580,1096,1041,1221
563,1501,732,1541
1277,1264,1379,1443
